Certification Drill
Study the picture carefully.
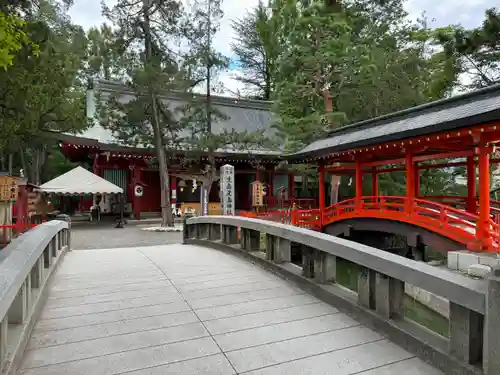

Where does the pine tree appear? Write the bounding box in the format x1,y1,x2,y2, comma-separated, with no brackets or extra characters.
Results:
173,0,273,209
436,8,500,90
231,0,278,99
99,0,187,226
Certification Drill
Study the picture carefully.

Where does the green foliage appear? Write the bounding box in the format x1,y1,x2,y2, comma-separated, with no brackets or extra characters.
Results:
0,0,89,183
230,0,468,196
231,1,278,99
0,11,37,69
436,8,500,90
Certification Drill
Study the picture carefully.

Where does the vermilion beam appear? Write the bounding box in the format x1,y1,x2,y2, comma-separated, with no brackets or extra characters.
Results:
413,150,474,163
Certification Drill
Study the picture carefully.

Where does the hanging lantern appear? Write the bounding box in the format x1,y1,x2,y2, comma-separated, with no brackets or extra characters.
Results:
179,180,186,192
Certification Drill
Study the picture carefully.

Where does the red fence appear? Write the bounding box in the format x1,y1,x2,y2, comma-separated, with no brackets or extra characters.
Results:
240,195,500,252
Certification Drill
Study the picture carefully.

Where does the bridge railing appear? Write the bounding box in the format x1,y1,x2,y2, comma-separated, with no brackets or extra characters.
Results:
184,215,500,375
0,218,70,375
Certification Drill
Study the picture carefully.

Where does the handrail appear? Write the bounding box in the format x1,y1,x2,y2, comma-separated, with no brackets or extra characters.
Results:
0,218,70,374
317,196,500,251
184,216,497,375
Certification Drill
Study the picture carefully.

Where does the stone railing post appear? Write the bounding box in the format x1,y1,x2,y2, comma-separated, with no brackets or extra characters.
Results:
358,267,376,310
302,245,314,278
375,272,404,319
199,223,209,239
274,237,291,263
483,266,500,374
240,228,260,251
208,223,221,241
7,281,27,324
222,225,238,245
314,251,336,284
449,302,483,365
0,317,7,369
265,234,275,261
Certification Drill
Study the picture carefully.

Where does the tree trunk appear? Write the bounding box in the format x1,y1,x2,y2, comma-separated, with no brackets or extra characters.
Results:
8,153,13,175
19,148,28,179
152,102,173,227
143,0,173,227
0,150,5,172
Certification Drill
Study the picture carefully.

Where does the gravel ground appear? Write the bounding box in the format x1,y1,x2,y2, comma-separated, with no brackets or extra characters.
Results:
70,222,183,250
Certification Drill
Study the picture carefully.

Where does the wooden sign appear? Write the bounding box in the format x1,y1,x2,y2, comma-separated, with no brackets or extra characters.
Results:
0,176,18,202
252,181,264,207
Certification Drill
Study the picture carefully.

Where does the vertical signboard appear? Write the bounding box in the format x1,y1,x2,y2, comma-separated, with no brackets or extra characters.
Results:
0,176,17,202
220,164,235,215
200,186,209,216
252,181,264,207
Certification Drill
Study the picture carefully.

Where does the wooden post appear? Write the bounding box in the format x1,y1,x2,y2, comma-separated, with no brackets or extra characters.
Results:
478,143,492,249
319,164,325,226
405,151,414,214
289,174,295,202
414,161,420,198
467,156,477,214
355,160,362,209
371,167,378,197
291,203,298,226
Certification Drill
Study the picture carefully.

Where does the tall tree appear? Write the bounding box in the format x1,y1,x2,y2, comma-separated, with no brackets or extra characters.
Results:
272,0,377,150
0,11,36,69
231,1,278,99
99,0,189,227
0,0,89,182
175,0,272,206
436,8,500,90
86,24,124,80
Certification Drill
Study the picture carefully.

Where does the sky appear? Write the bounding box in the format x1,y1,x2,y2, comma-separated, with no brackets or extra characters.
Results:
68,0,495,96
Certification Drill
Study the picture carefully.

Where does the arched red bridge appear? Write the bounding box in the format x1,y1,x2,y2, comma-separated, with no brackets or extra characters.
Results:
245,84,500,253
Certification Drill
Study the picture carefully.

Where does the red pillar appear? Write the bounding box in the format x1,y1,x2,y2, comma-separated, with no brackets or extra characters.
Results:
477,143,492,249
371,167,378,197
414,162,420,198
467,156,477,214
355,161,362,208
406,151,414,214
268,168,274,198
289,174,295,201
319,164,325,226
131,166,142,220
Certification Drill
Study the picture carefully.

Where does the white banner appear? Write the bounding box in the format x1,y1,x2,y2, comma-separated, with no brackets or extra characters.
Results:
220,164,235,215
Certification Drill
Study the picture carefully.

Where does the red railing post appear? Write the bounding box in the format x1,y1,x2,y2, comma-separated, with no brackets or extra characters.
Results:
371,167,378,198
405,151,415,215
291,203,298,226
319,164,325,227
355,160,362,209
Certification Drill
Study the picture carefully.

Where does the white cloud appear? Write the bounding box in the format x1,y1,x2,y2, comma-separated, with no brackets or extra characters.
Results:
69,0,492,97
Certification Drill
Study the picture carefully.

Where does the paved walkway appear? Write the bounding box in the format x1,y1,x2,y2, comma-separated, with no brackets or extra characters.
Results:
19,244,443,375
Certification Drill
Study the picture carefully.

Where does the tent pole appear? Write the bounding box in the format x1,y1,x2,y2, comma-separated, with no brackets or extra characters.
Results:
115,193,125,228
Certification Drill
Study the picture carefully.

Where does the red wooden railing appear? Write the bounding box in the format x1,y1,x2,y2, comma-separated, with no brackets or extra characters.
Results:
263,196,317,209
239,195,500,252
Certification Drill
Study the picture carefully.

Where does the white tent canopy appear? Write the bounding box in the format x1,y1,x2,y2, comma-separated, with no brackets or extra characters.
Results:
38,166,123,195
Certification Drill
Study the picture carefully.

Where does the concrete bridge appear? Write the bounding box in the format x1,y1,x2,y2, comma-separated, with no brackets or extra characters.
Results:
1,218,499,375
